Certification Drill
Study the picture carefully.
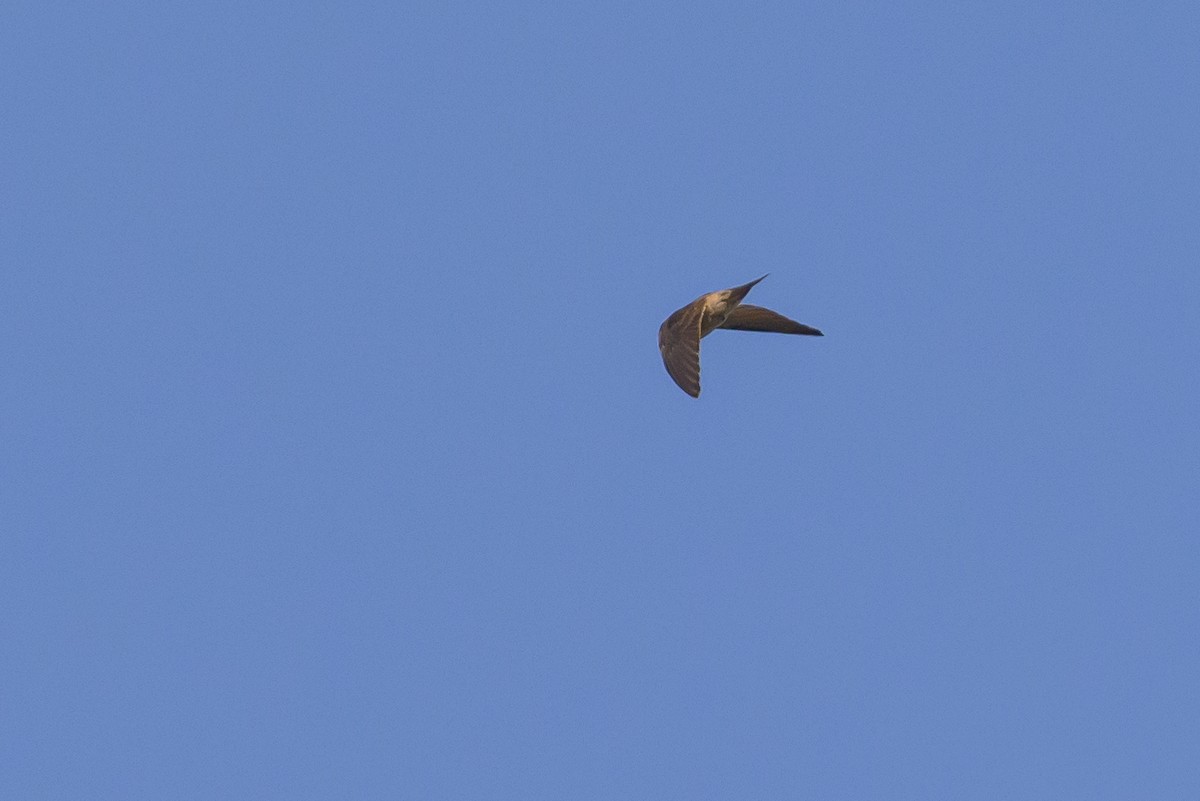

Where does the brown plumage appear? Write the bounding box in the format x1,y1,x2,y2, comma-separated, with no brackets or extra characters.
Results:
658,275,823,397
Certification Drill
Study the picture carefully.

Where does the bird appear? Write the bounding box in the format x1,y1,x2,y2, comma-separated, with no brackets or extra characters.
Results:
658,275,823,397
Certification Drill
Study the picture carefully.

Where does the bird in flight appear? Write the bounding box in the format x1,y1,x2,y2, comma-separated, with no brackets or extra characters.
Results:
658,275,823,397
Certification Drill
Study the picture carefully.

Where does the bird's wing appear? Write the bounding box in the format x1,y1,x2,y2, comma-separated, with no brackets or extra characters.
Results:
719,304,823,336
658,303,704,397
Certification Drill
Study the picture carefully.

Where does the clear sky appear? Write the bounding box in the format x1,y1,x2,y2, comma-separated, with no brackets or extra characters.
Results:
4,1,1199,798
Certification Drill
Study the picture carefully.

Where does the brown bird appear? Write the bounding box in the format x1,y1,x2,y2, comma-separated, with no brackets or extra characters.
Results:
658,275,823,397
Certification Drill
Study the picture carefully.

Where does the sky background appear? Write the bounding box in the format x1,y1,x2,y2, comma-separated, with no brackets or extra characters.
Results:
4,1,1199,798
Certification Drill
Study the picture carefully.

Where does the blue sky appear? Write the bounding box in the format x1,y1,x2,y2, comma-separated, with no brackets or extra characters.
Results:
4,1,1199,797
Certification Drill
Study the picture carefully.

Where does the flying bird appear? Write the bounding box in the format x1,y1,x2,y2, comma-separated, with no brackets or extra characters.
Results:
658,275,823,397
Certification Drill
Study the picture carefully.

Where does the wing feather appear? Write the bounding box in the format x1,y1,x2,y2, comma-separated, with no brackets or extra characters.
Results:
658,303,704,397
719,304,823,336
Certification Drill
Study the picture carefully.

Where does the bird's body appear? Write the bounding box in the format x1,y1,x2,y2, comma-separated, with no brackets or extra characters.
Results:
658,275,822,397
